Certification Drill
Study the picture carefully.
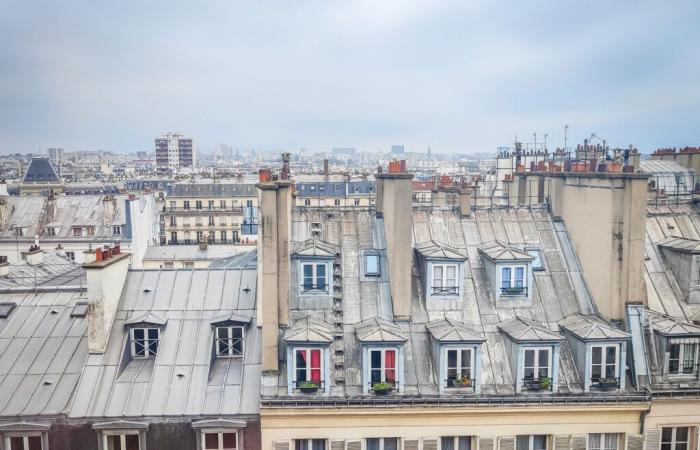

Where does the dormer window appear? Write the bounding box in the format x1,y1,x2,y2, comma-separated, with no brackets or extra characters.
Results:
591,345,619,387
130,328,159,357
427,318,485,393
112,225,122,235
523,347,551,385
433,264,458,295
500,265,527,296
669,342,698,376
301,262,328,293
365,252,380,276
446,348,474,388
216,326,244,357
369,348,398,387
294,348,323,388
357,318,406,394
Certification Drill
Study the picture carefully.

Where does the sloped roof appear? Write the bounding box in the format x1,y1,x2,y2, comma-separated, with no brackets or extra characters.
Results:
498,317,564,342
415,241,467,260
283,315,334,343
356,317,407,343
657,236,700,254
0,252,85,291
649,311,700,336
210,312,253,326
22,158,61,184
426,318,485,342
293,238,339,258
124,312,167,327
478,241,534,262
560,314,631,341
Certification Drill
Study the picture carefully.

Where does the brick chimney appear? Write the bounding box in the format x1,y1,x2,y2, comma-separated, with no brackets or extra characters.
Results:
375,160,414,320
458,185,474,218
257,170,293,373
84,245,130,353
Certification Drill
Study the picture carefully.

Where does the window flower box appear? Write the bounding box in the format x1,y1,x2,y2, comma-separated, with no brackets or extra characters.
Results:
448,376,474,388
595,377,619,391
298,381,321,393
372,382,394,395
523,377,552,391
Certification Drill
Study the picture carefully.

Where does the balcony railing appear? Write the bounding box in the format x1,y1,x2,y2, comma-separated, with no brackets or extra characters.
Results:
300,284,330,294
590,377,620,390
522,377,553,391
164,206,246,214
431,286,459,296
501,286,528,296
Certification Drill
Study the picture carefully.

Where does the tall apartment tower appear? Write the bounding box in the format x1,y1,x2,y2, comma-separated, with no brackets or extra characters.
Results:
46,147,64,166
155,133,195,175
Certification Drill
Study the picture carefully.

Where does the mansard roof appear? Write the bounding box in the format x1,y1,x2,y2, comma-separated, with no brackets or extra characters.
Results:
478,241,534,262
283,315,334,343
426,318,485,342
499,316,564,343
560,314,631,341
415,241,467,260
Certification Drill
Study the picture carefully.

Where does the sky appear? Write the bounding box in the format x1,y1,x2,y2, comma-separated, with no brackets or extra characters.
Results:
1,1,699,155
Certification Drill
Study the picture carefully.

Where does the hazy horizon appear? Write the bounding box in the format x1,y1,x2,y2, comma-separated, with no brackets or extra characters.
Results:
1,1,699,155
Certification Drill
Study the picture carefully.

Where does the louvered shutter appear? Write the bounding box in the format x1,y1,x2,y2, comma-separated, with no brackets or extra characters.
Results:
627,434,644,450
347,440,362,450
274,441,291,450
331,441,346,450
422,438,439,450
572,435,587,450
478,437,494,450
498,436,515,450
553,435,571,450
403,439,419,450
645,430,661,450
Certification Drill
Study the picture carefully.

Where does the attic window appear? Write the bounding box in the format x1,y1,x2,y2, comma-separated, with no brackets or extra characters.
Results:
216,326,244,357
365,253,380,276
130,328,160,357
112,225,122,235
311,222,321,230
0,302,16,318
70,302,89,318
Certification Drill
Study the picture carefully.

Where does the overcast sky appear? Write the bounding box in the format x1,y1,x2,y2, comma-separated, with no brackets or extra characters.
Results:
1,1,698,155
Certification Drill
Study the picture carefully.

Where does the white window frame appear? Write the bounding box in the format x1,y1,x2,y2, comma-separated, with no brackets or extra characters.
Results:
587,434,619,450
5,433,44,450
300,261,330,293
668,342,699,376
445,347,474,386
441,436,472,450
201,429,239,450
130,327,160,358
590,344,619,382
516,435,547,450
101,430,141,450
112,225,122,235
522,347,551,381
295,438,327,450
216,326,245,357
293,347,324,385
661,427,693,450
501,265,527,291
431,263,459,296
368,347,399,385
365,438,399,450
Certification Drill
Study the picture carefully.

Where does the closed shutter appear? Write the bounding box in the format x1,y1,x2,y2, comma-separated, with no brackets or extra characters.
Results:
403,439,419,450
347,440,362,450
572,435,587,450
331,441,346,450
478,437,495,450
627,434,644,450
499,436,515,450
554,435,571,450
274,441,291,450
423,438,439,450
645,430,661,450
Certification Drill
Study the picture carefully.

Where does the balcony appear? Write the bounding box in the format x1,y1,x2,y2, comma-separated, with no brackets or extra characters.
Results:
164,206,245,215
501,286,528,296
431,286,459,296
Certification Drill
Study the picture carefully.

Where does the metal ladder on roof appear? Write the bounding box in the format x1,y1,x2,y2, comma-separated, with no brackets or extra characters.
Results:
332,252,345,389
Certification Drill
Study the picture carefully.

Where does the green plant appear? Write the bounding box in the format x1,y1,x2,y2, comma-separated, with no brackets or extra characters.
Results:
299,381,319,389
539,377,552,390
453,376,472,387
372,382,393,392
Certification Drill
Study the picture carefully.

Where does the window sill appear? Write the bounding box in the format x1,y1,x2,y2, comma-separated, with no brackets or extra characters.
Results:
216,354,244,359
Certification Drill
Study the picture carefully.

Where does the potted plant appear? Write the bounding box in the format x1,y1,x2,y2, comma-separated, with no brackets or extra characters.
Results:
504,287,524,295
538,377,552,391
597,377,618,390
298,381,320,393
372,382,393,395
450,376,473,388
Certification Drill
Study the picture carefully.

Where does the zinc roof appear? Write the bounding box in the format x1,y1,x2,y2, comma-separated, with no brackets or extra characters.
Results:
559,314,631,341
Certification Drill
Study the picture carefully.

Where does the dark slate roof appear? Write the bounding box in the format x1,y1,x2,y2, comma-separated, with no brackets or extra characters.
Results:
22,158,61,184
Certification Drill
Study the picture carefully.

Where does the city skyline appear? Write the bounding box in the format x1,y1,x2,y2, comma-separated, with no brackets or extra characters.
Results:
1,1,699,155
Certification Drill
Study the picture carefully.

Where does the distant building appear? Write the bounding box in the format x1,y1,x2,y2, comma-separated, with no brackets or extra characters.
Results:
46,147,65,166
155,133,196,175
19,157,63,195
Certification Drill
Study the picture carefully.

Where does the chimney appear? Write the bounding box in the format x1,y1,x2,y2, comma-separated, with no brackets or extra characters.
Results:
323,159,329,176
26,244,43,266
102,195,116,226
458,186,474,217
0,261,9,277
84,247,131,353
0,181,8,231
257,174,293,373
199,237,208,251
375,160,414,320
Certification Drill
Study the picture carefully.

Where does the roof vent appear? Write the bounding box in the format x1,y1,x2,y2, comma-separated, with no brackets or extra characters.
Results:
0,302,16,318
70,302,89,318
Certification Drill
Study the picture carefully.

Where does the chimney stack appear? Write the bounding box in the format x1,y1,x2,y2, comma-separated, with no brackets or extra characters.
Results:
257,171,293,373
0,261,9,277
102,195,116,226
375,160,414,320
84,246,131,353
458,185,474,217
323,159,329,177
26,243,43,266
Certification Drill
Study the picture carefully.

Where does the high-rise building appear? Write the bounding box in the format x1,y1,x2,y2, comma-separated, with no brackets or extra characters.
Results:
46,147,64,166
155,133,195,175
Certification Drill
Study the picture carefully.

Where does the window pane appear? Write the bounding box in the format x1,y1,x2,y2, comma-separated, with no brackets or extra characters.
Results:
682,344,696,373
589,434,602,450
501,268,511,288
205,433,219,449
218,327,229,339
458,437,471,450
296,441,308,450
514,267,525,287
516,436,529,450
107,435,123,450
9,437,25,450
223,433,237,449
371,350,381,369
604,434,618,450
524,350,535,367
133,329,144,340
366,255,379,274
447,350,457,368
366,439,380,450
312,440,326,450
442,437,455,450
676,427,689,442
125,435,139,450
384,438,398,450
461,349,472,372
538,349,549,368
533,436,547,450
662,428,673,443
28,437,42,450
592,347,601,364
606,346,616,364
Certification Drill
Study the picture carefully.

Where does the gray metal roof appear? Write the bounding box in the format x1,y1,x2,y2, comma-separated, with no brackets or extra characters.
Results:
0,289,89,417
68,268,260,419
209,250,258,270
657,236,700,253
426,318,485,343
143,244,245,262
0,252,86,292
498,317,564,342
292,239,339,258
415,241,467,259
355,318,407,343
284,316,334,343
648,311,700,336
559,314,631,341
478,241,534,262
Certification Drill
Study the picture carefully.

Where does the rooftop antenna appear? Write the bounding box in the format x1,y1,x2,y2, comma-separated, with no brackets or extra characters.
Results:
544,134,548,152
564,124,569,152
